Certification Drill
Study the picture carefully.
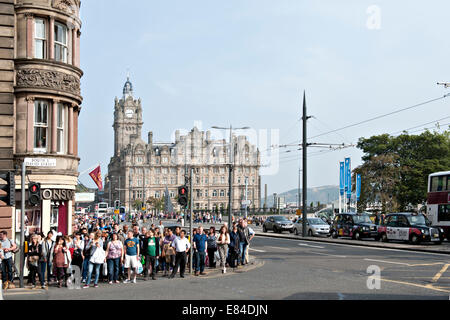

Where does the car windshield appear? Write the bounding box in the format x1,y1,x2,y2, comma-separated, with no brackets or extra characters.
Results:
407,215,427,226
352,215,372,224
273,216,289,222
308,218,327,225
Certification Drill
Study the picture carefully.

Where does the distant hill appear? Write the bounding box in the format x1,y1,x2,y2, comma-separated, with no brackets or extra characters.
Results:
263,185,340,207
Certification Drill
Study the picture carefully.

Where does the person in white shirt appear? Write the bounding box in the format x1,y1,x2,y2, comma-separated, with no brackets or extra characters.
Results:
169,230,190,279
245,224,255,264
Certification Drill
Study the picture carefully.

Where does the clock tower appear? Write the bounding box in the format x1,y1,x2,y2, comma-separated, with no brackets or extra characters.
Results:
113,77,143,157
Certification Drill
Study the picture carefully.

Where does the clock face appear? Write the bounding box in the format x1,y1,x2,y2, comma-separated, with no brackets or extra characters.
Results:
125,109,134,118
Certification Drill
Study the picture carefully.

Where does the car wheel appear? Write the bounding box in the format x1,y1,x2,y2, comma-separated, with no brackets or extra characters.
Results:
294,228,298,235
410,234,420,245
308,230,313,237
331,230,338,239
263,226,267,233
381,233,389,242
353,232,361,240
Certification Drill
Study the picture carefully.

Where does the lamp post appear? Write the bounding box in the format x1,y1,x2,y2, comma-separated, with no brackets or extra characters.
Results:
212,125,250,228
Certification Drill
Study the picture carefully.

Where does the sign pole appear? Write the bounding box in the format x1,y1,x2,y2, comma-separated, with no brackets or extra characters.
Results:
189,168,193,275
20,160,25,288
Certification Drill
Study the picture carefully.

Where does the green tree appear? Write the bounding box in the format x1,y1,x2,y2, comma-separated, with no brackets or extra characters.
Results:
356,130,450,212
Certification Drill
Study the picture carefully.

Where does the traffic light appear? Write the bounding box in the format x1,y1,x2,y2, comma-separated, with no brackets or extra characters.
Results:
178,186,189,208
28,182,41,206
0,171,15,206
114,200,120,210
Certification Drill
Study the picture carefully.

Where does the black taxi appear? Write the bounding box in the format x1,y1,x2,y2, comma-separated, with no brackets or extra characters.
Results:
377,212,444,245
330,212,379,240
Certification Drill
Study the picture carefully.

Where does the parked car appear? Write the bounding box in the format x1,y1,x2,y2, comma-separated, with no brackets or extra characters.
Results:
293,217,330,237
330,213,379,240
377,212,444,245
263,216,295,233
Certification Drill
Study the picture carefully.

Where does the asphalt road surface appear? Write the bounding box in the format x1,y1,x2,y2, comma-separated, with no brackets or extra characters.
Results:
4,233,450,300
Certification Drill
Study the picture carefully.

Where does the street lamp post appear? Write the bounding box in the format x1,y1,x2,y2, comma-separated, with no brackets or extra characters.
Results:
212,125,250,228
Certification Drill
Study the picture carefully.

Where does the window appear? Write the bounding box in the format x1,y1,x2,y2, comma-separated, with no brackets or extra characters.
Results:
430,175,449,192
162,168,168,174
221,177,225,184
155,177,160,185
34,100,48,151
213,190,218,197
438,204,450,222
162,157,168,163
220,190,225,197
155,191,160,198
35,18,46,59
56,103,64,153
205,190,208,197
155,168,161,174
170,177,176,185
54,22,68,63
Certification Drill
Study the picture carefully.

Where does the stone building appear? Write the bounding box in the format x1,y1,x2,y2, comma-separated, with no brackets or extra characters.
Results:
106,78,261,214
0,0,82,237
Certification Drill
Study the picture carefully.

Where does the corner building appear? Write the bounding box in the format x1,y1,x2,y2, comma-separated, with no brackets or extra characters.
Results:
106,79,261,214
0,0,82,237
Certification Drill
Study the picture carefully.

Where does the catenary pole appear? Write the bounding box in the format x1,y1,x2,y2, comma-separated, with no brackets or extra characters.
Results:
302,91,309,238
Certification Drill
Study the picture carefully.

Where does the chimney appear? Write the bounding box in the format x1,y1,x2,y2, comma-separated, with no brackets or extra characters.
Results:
148,131,153,145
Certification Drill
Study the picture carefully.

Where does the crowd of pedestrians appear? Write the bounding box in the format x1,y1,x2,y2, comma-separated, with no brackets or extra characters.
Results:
0,216,255,290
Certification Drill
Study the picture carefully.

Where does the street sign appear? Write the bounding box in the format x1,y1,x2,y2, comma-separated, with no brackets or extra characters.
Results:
24,158,56,167
114,209,119,214
296,209,302,216
242,200,251,206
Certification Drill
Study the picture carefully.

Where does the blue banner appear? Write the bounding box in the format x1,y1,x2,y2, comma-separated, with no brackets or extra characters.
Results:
345,158,351,199
344,158,350,193
356,174,361,201
339,162,345,196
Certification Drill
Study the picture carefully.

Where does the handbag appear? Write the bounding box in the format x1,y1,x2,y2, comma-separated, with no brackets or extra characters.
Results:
90,246,106,264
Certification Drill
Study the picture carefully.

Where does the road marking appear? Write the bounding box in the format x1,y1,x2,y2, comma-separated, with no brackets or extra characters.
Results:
381,278,450,293
266,246,290,251
249,248,266,253
432,264,450,283
364,259,446,267
298,243,325,249
255,236,450,257
309,251,347,258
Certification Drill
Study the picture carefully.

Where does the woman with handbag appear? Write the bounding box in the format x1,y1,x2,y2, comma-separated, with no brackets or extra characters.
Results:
216,226,230,274
53,236,70,288
83,231,104,288
105,232,123,284
27,234,44,289
71,233,84,273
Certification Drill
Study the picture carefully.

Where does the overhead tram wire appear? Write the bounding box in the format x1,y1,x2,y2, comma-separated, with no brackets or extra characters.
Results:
308,94,450,140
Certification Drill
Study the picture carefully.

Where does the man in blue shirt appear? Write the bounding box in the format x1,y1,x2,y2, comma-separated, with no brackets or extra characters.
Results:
193,226,208,276
123,231,140,284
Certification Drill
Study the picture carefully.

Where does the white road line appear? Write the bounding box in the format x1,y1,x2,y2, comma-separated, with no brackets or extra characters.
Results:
309,251,347,258
298,243,325,249
249,248,266,253
266,246,291,251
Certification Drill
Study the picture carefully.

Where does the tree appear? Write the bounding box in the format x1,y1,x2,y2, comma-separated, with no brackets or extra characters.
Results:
356,130,450,212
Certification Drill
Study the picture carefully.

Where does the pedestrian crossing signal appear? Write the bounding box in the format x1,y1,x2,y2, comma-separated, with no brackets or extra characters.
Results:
178,186,189,208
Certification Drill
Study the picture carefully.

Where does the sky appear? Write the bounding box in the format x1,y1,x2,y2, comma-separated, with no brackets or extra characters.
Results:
78,0,450,197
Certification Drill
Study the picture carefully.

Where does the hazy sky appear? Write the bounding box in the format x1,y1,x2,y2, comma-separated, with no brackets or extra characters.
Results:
78,0,450,196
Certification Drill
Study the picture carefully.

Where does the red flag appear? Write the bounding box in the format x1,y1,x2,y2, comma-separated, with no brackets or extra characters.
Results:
89,166,103,191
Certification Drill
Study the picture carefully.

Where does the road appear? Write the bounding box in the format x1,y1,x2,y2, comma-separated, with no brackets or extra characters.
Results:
3,232,449,300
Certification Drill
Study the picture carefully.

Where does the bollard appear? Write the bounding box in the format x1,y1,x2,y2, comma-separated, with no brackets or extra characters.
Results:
0,280,3,300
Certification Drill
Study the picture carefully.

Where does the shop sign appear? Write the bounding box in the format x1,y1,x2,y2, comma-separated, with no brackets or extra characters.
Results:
41,189,75,201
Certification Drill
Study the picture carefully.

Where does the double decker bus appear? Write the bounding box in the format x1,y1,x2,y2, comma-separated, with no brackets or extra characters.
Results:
96,202,109,218
427,171,450,239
